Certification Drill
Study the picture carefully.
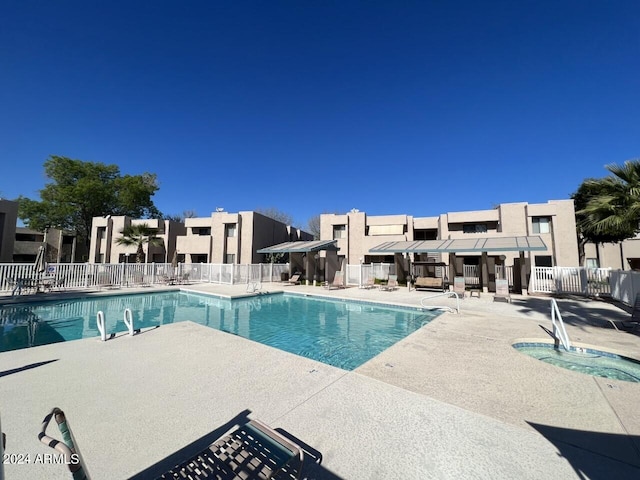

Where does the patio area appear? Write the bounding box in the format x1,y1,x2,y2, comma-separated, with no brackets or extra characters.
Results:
1,282,639,479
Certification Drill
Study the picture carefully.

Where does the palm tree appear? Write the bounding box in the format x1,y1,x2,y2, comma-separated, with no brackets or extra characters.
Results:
576,159,640,242
115,223,163,263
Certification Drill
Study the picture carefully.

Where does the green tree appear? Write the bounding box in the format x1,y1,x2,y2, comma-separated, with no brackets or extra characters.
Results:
572,159,640,264
18,156,161,252
115,223,163,263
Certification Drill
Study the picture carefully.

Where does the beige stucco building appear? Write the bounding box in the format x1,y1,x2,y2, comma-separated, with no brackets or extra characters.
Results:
89,211,312,264
89,216,186,263
320,200,579,268
0,199,18,263
583,236,640,271
176,211,312,264
13,227,78,263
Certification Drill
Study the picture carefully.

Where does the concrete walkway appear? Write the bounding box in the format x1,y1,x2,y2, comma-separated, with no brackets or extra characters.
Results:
1,283,639,479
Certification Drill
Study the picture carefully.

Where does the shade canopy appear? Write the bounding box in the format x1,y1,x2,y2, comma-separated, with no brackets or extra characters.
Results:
257,240,339,254
369,236,547,254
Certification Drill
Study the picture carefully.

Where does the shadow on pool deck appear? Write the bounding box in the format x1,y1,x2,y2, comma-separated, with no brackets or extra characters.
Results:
528,422,640,477
511,295,640,335
0,358,58,378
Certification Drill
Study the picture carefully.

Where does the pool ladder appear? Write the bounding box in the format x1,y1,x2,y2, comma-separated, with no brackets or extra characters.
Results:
550,298,571,351
96,308,137,342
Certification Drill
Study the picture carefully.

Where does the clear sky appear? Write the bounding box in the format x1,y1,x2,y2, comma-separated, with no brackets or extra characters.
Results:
2,1,639,229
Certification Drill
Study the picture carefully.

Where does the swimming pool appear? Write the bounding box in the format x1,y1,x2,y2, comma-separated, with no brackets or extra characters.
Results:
0,292,438,370
513,342,640,383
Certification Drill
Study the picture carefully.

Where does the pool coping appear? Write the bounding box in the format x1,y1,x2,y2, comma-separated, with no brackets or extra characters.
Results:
512,337,640,362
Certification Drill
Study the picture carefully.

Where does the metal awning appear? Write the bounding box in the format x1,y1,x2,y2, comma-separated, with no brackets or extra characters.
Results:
257,240,339,254
369,236,547,254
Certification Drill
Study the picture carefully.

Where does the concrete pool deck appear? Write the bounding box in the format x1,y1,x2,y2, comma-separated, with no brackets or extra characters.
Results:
1,283,639,479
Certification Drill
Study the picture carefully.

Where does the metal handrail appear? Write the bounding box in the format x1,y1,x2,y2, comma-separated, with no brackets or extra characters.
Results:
420,291,460,314
550,298,571,350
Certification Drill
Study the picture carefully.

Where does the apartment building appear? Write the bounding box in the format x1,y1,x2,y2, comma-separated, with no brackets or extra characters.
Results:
13,227,78,263
320,200,579,267
89,216,186,263
0,200,84,263
583,238,640,271
320,200,580,292
0,199,18,263
176,211,312,264
89,211,312,264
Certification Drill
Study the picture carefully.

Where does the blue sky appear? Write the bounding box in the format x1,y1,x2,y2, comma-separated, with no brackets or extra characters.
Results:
2,1,639,229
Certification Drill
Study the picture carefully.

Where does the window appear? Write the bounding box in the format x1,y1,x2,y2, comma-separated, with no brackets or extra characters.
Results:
532,217,551,234
191,254,208,263
16,233,40,242
628,258,640,271
585,258,599,269
97,227,106,239
193,227,211,236
463,224,487,234
535,255,553,267
225,254,235,264
414,229,437,241
333,225,346,239
226,224,237,238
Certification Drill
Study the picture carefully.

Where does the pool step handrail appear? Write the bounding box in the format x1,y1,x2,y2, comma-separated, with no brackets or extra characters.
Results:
550,298,571,350
96,311,109,342
123,308,135,336
420,291,460,314
97,310,137,341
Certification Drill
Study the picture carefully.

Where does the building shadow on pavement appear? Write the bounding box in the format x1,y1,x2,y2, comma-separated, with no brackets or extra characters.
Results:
528,422,640,480
511,296,639,336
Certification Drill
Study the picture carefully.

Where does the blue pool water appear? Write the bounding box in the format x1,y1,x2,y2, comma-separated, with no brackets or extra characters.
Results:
513,342,640,383
0,292,437,370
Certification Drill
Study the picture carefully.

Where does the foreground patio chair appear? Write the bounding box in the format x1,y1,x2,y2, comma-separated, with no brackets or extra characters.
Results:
287,274,301,285
159,419,304,480
39,407,305,480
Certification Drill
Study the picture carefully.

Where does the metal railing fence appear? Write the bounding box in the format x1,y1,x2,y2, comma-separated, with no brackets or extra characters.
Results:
0,263,290,293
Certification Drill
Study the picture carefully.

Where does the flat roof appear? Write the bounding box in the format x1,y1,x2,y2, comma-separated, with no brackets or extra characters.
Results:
369,236,547,254
257,239,339,254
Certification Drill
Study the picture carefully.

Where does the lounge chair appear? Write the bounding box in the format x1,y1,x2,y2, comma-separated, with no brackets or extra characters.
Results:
324,272,345,290
360,276,376,289
39,407,305,480
379,274,398,291
493,279,511,303
453,276,466,298
287,274,301,285
607,293,640,331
